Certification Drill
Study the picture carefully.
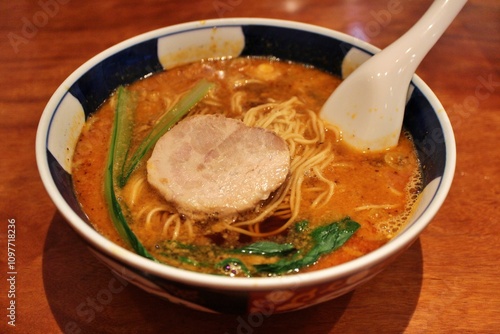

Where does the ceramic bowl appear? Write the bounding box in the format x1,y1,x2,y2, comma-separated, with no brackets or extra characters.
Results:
36,18,456,314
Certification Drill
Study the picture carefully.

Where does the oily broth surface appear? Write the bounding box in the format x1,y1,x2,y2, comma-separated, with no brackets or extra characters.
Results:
72,57,422,274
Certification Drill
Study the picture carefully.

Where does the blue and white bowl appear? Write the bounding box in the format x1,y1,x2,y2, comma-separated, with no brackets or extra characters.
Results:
36,18,456,314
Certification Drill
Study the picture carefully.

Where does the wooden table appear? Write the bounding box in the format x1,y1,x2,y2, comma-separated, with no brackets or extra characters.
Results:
1,0,498,332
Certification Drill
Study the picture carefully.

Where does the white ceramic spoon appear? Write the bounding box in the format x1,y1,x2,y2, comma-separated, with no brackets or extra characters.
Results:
321,0,467,151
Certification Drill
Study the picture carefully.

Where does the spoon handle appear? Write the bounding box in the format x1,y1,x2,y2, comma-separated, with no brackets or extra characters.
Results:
384,0,468,78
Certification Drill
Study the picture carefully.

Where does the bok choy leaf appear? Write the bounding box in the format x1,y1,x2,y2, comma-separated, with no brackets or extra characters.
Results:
104,86,155,260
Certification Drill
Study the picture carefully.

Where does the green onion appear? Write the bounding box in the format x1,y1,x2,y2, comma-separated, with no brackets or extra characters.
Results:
120,79,215,186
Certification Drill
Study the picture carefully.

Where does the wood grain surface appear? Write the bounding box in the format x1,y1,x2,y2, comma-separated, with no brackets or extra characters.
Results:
0,0,498,333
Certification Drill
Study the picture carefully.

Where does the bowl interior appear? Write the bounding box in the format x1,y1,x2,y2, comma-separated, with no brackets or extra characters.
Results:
36,18,455,297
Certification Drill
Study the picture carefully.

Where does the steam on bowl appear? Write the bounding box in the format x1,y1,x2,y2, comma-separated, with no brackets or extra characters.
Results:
36,18,455,314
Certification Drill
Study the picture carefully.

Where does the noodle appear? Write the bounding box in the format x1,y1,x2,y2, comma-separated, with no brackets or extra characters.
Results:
128,175,145,206
228,97,337,236
354,204,400,212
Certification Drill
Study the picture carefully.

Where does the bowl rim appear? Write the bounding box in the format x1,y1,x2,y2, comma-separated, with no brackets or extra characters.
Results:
36,17,456,291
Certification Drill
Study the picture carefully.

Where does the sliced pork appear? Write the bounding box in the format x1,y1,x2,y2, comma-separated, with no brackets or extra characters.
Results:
147,114,290,222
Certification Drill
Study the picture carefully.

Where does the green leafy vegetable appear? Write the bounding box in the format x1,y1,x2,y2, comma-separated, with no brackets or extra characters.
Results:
104,86,155,260
120,79,214,186
178,256,202,267
294,220,309,233
156,218,360,277
254,217,360,274
310,217,360,255
231,241,295,257
111,86,135,185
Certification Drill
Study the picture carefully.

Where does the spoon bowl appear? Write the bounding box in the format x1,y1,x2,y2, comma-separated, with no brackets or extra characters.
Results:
321,0,467,151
